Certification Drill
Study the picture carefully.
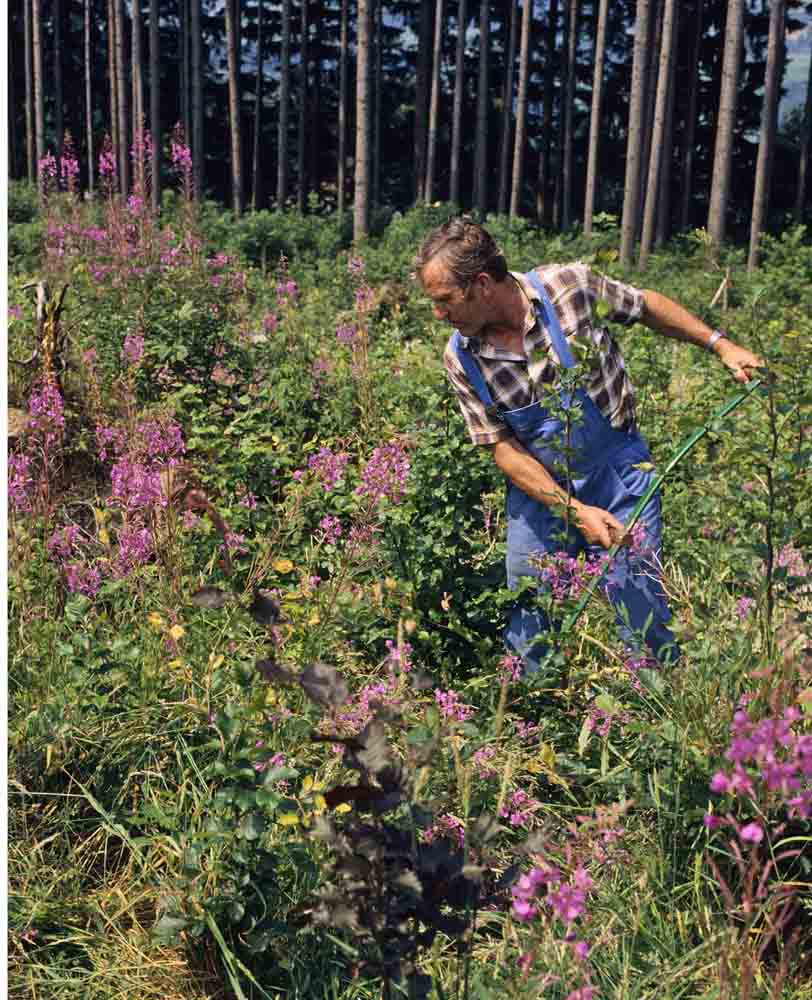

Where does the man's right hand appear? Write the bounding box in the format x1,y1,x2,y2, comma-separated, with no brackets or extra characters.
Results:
570,502,626,549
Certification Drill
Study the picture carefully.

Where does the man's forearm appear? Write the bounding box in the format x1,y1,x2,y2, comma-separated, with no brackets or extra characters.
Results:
640,289,723,353
491,437,582,513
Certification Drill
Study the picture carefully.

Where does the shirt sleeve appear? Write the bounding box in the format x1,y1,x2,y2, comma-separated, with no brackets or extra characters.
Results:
443,341,512,447
585,268,645,327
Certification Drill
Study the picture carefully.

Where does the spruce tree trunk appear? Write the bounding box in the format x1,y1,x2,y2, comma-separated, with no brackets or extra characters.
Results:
181,0,191,140
297,0,309,211
655,3,678,247
536,0,558,225
9,21,18,178
115,0,130,192
794,39,812,223
311,5,322,200
32,0,45,197
561,0,578,229
354,0,371,239
132,0,145,145
252,0,264,211
679,0,702,231
414,0,433,202
278,0,291,206
54,0,64,156
583,0,608,236
191,0,202,198
747,0,785,272
619,0,650,267
337,0,348,216
707,0,744,255
425,0,444,203
109,0,120,175
449,0,467,206
509,0,532,219
225,0,243,215
86,0,95,195
473,0,489,217
150,0,161,209
25,0,35,182
637,0,660,235
372,0,382,207
639,0,677,270
498,0,518,215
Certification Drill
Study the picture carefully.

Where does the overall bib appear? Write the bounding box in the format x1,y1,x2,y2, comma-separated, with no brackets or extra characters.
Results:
453,271,678,673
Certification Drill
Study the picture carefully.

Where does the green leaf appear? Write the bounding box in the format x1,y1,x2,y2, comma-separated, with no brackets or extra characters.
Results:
238,812,266,840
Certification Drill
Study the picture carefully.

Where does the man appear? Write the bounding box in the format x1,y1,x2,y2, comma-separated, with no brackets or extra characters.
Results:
415,218,762,673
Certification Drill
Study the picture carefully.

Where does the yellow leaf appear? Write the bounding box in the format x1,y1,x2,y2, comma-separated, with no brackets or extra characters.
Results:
94,508,108,525
334,802,352,814
169,624,185,641
209,653,224,670
264,688,278,706
302,775,314,793
277,812,300,827
168,659,184,669
147,612,164,630
314,795,327,812
98,528,110,546
273,559,294,574
308,613,321,625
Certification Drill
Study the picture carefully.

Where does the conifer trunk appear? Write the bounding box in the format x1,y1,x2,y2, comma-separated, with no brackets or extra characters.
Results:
337,0,348,216
747,0,785,272
252,0,264,211
32,0,45,197
679,0,702,231
509,0,532,219
372,0,382,207
583,0,608,236
225,0,243,215
150,0,161,209
54,0,64,157
498,0,518,215
109,0,120,175
354,0,371,239
707,0,744,254
191,0,202,198
795,40,812,223
25,0,35,182
85,0,95,195
297,0,309,211
473,0,490,216
425,0,444,203
414,0,433,202
450,0,467,207
561,0,578,229
115,0,130,192
655,4,678,247
278,0,291,206
619,0,650,267
537,0,558,225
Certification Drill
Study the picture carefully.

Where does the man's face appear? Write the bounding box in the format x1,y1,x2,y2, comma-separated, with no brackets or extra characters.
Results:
420,257,486,336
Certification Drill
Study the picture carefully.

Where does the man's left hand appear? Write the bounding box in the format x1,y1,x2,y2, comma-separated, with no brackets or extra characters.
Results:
715,340,764,384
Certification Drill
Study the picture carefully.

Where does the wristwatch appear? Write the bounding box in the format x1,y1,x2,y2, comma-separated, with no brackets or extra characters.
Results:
707,329,728,351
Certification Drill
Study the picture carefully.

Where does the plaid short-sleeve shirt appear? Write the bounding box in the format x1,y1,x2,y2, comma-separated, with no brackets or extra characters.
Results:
443,263,645,446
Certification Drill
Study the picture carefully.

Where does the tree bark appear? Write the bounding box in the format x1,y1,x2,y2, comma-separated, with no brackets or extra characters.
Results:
561,0,578,229
679,0,702,230
297,0,309,211
509,0,532,219
9,17,18,178
637,0,660,235
252,0,264,210
707,0,744,254
583,0,608,236
639,0,677,270
425,0,444,203
115,0,130,193
619,0,650,267
132,0,145,152
450,0,467,206
655,2,678,247
354,0,371,239
109,0,120,177
473,0,490,217
414,0,433,202
150,0,161,209
311,3,322,200
498,0,518,215
794,33,812,223
191,0,202,199
225,0,244,215
372,0,382,207
32,0,45,197
747,0,785,272
337,0,348,215
85,0,95,195
278,0,291,206
25,0,35,182
54,0,64,157
536,0,558,225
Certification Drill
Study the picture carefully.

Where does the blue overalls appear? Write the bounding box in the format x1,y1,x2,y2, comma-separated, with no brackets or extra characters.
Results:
453,270,678,673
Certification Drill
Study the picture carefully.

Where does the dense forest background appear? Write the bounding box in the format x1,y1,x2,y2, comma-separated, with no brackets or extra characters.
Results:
7,0,812,253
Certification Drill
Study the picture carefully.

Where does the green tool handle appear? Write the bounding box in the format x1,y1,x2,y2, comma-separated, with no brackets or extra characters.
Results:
558,376,764,639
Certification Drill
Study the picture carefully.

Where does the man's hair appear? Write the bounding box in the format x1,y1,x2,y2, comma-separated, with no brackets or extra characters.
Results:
414,217,508,289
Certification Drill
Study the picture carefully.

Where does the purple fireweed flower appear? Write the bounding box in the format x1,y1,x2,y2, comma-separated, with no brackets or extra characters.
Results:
434,688,474,722
356,441,410,506
499,652,523,683
739,822,764,844
385,639,413,673
735,597,756,620
170,138,193,173
548,884,587,924
39,152,58,181
347,256,365,277
423,813,466,847
336,323,358,345
710,771,731,794
98,136,117,179
354,284,374,313
262,312,278,333
64,561,102,598
121,331,145,366
703,813,722,829
114,525,154,575
499,788,542,828
8,305,22,320
317,515,343,546
47,524,81,561
307,447,350,491
473,745,498,779
8,453,33,513
238,490,257,510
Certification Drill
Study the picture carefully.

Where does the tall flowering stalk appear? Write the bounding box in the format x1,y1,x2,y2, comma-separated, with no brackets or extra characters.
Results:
337,254,377,434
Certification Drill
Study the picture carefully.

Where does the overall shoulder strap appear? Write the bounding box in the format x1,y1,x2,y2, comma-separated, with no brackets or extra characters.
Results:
523,270,576,369
451,331,497,410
